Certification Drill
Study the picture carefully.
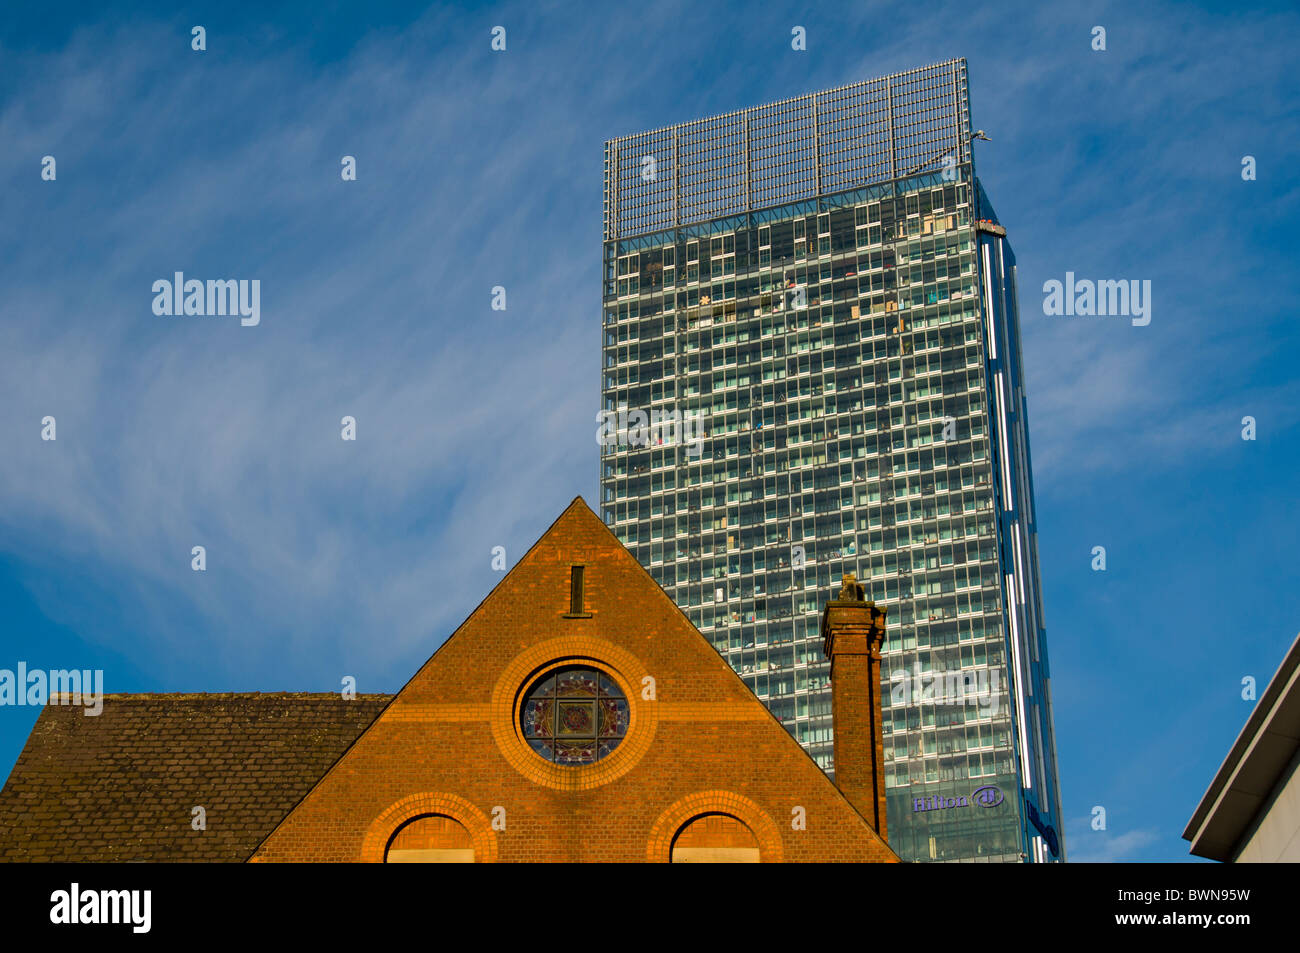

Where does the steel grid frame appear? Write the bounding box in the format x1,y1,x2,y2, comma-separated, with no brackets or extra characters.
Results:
603,59,970,242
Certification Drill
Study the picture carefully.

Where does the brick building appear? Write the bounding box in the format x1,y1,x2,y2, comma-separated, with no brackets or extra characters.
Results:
0,498,897,863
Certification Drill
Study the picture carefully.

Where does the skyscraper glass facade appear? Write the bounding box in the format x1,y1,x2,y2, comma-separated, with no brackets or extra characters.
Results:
599,60,1064,862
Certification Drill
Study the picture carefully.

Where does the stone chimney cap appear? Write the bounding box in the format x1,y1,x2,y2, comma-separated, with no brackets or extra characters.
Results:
838,573,865,602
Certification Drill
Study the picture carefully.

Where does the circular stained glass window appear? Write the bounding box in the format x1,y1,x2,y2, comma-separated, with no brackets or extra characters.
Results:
520,665,629,765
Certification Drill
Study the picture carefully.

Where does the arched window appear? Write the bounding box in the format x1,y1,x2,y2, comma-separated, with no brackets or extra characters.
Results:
384,814,474,863
671,813,760,863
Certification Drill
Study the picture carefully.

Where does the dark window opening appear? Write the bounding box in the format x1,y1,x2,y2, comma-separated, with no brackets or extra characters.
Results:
570,566,585,615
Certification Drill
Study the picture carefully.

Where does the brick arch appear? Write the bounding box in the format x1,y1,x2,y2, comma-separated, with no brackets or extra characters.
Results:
489,636,658,792
647,791,784,863
359,793,498,863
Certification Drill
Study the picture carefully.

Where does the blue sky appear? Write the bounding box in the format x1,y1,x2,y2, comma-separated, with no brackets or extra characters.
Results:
1,0,1297,862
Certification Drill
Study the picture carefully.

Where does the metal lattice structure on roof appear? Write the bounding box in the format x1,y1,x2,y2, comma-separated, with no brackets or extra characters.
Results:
603,58,971,241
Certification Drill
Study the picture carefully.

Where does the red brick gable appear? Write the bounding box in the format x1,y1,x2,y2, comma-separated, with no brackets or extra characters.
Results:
252,497,898,862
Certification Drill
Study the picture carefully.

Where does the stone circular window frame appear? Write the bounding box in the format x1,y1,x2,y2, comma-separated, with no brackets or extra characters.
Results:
490,637,658,791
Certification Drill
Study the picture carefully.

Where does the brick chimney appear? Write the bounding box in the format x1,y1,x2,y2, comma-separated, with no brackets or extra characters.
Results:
821,573,889,842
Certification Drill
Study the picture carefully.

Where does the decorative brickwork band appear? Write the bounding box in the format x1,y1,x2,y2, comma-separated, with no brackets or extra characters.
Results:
821,573,889,843
646,790,784,863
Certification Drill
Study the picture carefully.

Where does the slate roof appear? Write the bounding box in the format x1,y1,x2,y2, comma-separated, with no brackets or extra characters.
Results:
0,692,391,862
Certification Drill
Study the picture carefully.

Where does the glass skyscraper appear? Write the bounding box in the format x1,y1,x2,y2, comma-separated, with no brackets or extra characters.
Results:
599,59,1064,862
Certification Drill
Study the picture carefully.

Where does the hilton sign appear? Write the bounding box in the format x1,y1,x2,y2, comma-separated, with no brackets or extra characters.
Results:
912,786,1060,857
912,784,1004,813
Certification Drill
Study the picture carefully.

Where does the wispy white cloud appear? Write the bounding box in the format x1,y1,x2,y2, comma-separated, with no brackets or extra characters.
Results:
947,3,1300,489
0,11,615,686
0,7,1298,871
1066,825,1162,863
